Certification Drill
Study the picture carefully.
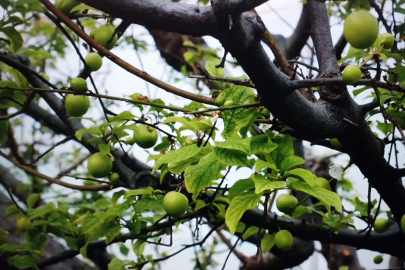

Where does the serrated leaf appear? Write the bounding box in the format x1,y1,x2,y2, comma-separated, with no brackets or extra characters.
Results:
215,137,251,154
261,232,275,252
280,156,305,171
205,61,224,77
152,144,203,173
7,255,38,270
225,191,262,234
285,168,315,186
213,147,248,166
184,153,224,200
164,116,212,133
252,174,285,194
228,178,255,202
255,159,279,172
287,178,342,212
250,134,278,155
27,193,40,208
268,135,294,168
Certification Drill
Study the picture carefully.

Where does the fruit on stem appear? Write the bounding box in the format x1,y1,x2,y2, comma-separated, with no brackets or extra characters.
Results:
344,9,379,49
134,125,158,149
342,64,362,84
87,152,113,178
85,52,103,72
274,230,293,251
163,191,189,218
64,94,90,117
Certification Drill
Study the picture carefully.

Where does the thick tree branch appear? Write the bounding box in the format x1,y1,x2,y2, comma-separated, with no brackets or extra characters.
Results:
308,0,339,76
241,209,405,259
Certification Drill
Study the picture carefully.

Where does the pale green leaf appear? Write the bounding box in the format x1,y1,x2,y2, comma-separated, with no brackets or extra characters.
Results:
215,137,251,154
285,168,315,186
205,61,224,78
280,156,305,171
261,232,275,252
225,191,262,234
252,174,285,194
255,159,279,172
250,134,278,155
287,178,342,212
152,144,202,173
228,178,255,202
184,153,224,200
213,147,248,166
27,193,40,208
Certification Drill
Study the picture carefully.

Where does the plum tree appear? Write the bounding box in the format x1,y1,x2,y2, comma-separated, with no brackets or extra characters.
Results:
1,1,405,270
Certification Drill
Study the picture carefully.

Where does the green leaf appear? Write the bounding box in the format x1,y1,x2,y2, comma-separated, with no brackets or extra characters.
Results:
133,239,146,257
108,111,135,123
164,116,212,133
98,143,110,155
280,156,305,171
387,110,405,128
27,193,40,208
1,27,23,52
184,101,206,110
261,232,275,252
184,153,225,200
252,174,285,194
215,137,251,154
287,178,342,212
152,144,203,173
124,187,154,199
7,255,38,270
285,168,315,186
255,159,279,172
167,146,211,174
216,85,256,138
352,86,371,96
225,191,262,234
213,147,248,166
377,121,393,135
75,126,102,140
250,135,278,155
205,61,224,78
5,204,20,217
108,258,135,270
242,226,259,240
268,135,294,168
228,178,255,202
